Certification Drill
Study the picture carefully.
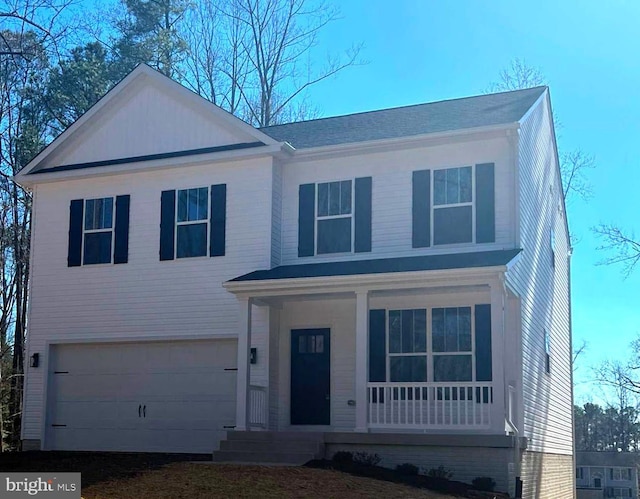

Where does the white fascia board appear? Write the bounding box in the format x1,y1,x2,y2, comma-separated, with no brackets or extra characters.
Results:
286,123,520,162
14,143,288,187
223,266,507,298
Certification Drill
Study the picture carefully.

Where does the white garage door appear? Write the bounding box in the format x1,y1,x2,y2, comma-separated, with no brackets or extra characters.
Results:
46,339,237,453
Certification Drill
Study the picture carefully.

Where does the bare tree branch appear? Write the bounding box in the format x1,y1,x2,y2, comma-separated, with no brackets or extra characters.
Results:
593,224,640,278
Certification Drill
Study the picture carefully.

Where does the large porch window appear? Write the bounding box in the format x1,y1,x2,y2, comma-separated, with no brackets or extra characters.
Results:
384,306,476,383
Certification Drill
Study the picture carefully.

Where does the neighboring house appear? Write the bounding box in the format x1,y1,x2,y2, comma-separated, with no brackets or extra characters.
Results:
15,65,573,498
576,452,639,499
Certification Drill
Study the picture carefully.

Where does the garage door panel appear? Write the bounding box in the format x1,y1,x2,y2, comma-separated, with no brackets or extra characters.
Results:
46,339,238,453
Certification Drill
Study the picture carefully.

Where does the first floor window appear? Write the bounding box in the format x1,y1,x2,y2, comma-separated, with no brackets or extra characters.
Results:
176,187,208,258
316,180,352,254
432,307,472,381
383,307,476,383
83,197,113,264
388,309,427,382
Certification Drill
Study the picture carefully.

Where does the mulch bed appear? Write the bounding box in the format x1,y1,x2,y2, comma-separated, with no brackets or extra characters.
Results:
305,459,510,499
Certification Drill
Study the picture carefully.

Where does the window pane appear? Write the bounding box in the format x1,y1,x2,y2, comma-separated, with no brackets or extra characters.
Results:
401,309,414,353
315,335,324,353
103,198,113,229
444,307,459,352
328,181,341,216
413,309,427,353
197,187,208,220
340,180,352,215
432,308,445,352
84,199,95,230
433,206,473,245
317,218,351,254
177,189,188,222
434,170,446,206
318,182,329,217
446,168,459,204
188,188,199,221
433,355,472,382
176,223,207,258
83,232,112,264
299,336,307,353
389,311,401,353
390,356,427,382
459,167,472,203
458,307,472,351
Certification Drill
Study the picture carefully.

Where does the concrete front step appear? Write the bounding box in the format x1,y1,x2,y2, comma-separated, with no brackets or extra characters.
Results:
212,450,317,465
220,439,324,454
212,431,326,465
225,430,324,442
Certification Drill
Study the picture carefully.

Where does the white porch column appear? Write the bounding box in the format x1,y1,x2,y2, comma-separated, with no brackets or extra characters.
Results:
355,289,369,432
490,279,506,434
235,297,252,431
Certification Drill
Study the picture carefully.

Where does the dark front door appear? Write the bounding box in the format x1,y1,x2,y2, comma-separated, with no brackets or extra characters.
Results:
290,328,330,425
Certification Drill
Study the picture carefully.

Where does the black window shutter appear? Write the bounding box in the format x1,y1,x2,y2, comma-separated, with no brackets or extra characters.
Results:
412,170,431,247
298,183,315,257
354,176,372,253
369,309,386,382
475,304,492,382
210,184,226,257
68,199,84,267
159,190,175,261
113,195,130,264
476,163,495,243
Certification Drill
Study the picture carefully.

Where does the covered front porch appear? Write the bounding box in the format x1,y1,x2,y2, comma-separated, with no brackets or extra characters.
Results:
224,250,522,437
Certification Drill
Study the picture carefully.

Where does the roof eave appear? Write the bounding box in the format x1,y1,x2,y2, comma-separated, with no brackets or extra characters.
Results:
13,142,289,187
223,265,508,298
285,122,521,160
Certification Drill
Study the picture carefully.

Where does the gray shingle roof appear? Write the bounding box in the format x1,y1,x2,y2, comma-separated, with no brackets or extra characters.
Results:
230,249,521,282
576,452,640,467
259,86,546,149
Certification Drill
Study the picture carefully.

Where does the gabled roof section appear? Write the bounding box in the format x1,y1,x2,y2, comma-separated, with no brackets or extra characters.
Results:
260,86,546,149
229,249,522,283
17,64,278,178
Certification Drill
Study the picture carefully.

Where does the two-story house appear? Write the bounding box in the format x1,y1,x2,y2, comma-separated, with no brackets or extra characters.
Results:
576,452,639,499
15,65,573,498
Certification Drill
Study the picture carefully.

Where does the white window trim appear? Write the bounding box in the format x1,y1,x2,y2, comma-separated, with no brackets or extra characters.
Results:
431,165,476,247
385,306,476,383
315,179,354,255
175,186,209,259
81,197,115,266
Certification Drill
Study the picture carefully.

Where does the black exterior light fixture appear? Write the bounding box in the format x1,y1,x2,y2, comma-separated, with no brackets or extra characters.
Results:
30,353,39,368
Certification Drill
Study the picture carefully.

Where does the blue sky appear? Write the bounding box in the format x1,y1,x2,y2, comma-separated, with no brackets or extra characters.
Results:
305,0,640,403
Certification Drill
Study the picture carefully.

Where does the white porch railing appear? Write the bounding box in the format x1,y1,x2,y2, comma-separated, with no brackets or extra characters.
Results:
367,382,493,430
249,385,267,428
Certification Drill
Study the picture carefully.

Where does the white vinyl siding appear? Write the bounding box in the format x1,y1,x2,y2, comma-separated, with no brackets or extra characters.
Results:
281,135,515,264
22,156,274,441
507,93,573,455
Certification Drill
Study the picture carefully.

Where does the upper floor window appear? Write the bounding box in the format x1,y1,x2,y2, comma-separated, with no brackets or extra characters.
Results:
298,177,372,257
84,197,114,264
412,163,495,249
544,329,551,374
433,166,473,245
176,187,209,258
611,468,631,481
159,184,226,261
316,180,352,254
68,195,130,267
